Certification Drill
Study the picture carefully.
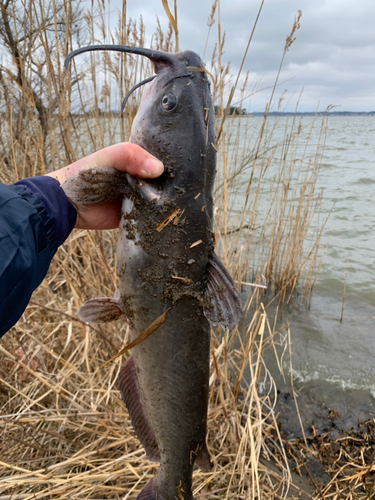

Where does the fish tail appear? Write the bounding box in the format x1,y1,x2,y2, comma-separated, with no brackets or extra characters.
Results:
135,479,162,500
136,477,194,500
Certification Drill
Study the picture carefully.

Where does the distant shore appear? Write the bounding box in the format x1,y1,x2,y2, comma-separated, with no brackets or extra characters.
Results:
246,110,375,116
46,110,375,118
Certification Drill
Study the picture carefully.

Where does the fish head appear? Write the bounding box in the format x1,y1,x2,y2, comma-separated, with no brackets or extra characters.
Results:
64,45,216,206
129,50,216,200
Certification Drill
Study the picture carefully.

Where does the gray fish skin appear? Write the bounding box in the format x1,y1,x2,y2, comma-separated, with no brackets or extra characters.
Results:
62,46,242,500
118,50,215,500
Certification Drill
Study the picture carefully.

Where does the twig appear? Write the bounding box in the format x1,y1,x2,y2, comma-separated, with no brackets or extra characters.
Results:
101,309,170,367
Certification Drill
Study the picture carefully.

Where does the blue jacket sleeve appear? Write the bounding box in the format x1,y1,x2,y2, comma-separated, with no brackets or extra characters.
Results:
0,176,77,338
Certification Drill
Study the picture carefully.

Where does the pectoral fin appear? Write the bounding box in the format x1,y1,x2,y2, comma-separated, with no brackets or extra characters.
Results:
204,252,243,330
78,296,125,323
118,357,160,462
61,167,131,204
126,173,162,204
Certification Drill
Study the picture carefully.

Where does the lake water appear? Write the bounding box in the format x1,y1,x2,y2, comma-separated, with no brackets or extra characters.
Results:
78,113,375,401
228,115,375,399
288,116,375,395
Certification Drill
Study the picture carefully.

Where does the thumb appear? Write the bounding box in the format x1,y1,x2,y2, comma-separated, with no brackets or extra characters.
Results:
46,142,164,184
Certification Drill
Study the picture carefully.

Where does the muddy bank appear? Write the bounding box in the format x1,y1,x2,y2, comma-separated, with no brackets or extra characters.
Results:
271,381,375,498
276,381,375,439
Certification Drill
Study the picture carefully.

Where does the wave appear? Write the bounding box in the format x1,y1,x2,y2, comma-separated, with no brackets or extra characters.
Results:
355,177,375,184
291,367,375,398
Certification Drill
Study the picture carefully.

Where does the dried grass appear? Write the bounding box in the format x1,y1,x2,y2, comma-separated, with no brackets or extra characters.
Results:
280,419,375,500
0,225,297,497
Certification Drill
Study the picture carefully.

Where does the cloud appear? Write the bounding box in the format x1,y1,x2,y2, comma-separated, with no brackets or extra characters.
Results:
107,0,375,111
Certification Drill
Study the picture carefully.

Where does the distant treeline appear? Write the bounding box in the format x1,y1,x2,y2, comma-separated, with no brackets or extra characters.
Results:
61,106,250,117
214,106,248,116
247,111,375,117
24,109,373,119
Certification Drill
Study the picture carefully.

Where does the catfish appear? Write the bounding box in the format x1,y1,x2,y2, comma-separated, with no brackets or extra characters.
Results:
62,45,242,500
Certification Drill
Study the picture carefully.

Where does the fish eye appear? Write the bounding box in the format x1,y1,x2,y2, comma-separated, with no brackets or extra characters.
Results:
161,93,178,111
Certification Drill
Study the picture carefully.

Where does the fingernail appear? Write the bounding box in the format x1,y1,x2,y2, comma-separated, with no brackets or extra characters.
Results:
142,157,164,177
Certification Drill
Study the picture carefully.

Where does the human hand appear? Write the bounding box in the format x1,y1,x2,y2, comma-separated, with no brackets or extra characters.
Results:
46,143,163,230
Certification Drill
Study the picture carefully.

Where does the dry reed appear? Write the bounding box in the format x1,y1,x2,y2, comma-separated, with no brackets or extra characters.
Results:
0,1,333,498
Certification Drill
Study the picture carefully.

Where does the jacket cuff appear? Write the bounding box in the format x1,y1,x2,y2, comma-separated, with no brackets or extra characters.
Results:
13,176,77,250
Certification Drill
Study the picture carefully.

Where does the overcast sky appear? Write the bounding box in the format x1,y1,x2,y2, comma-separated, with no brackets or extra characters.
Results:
105,0,375,112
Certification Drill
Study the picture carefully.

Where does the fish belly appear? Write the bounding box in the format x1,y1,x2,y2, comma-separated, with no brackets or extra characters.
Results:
131,299,210,498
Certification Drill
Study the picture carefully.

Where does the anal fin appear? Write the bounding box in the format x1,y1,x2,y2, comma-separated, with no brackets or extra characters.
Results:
204,251,243,330
118,357,160,462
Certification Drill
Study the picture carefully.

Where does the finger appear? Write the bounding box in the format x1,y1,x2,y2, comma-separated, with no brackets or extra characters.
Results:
91,143,164,177
75,199,122,230
46,143,164,184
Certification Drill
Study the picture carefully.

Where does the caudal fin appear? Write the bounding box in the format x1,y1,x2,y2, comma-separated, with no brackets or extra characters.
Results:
135,479,159,500
194,442,212,471
135,478,193,500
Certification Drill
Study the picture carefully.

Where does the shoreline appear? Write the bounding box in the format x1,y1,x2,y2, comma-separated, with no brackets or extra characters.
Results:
270,381,375,498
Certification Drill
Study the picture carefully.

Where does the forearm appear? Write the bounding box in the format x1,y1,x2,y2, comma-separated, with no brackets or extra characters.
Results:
0,143,163,338
0,177,77,337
